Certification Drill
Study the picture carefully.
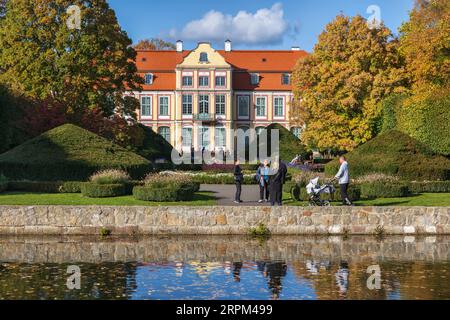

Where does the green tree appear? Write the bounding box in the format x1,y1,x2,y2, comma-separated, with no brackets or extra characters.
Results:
134,38,176,50
0,0,143,120
292,15,408,152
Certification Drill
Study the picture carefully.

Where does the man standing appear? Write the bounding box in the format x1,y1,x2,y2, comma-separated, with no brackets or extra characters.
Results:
269,159,288,206
233,160,244,204
335,156,353,206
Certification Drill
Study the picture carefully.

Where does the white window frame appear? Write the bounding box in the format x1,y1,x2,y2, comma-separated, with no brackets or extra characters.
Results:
199,75,209,87
274,96,285,119
182,75,193,87
199,95,209,114
250,73,260,85
182,94,193,117
215,75,226,87
215,94,226,117
158,96,170,118
140,96,152,118
199,52,209,63
255,96,266,118
215,127,227,149
182,127,193,148
282,73,291,85
158,126,171,143
144,73,153,85
237,96,250,119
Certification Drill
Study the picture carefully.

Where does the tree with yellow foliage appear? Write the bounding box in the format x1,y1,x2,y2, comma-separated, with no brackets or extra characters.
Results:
292,15,407,152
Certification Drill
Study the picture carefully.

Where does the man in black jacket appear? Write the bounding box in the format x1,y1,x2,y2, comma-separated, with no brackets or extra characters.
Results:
269,160,287,206
233,160,244,204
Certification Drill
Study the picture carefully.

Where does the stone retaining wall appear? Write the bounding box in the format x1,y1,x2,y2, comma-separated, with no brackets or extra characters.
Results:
0,206,450,235
0,206,449,235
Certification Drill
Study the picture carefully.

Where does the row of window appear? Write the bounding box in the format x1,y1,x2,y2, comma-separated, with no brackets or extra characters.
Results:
141,95,285,118
144,73,291,86
156,125,302,148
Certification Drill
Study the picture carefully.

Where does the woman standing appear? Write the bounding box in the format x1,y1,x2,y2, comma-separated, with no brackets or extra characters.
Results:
257,160,270,203
234,160,244,204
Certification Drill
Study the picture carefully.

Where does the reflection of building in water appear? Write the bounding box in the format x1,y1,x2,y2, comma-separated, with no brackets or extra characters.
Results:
306,260,331,275
335,261,349,299
257,261,288,300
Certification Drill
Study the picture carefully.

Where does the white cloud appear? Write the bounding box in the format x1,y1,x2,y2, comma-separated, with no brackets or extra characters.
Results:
169,3,288,45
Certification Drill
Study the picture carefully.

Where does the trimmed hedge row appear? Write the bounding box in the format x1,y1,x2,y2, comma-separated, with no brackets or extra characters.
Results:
80,183,127,198
8,181,63,193
133,183,199,202
0,181,7,193
360,183,410,199
408,181,450,194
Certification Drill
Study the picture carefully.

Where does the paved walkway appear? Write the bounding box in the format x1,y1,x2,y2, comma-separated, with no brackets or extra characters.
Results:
200,184,271,206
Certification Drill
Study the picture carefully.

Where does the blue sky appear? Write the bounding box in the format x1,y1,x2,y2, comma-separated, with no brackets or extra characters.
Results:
108,0,414,52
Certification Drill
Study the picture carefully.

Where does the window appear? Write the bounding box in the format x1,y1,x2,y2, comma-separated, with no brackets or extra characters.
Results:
215,127,226,148
237,96,250,118
182,76,193,87
199,127,210,148
215,76,226,87
215,95,226,115
199,52,209,63
144,73,153,85
158,127,170,143
282,73,291,85
199,95,209,114
291,127,302,140
182,127,193,147
159,96,169,116
274,97,285,117
250,73,260,85
199,75,209,87
255,97,266,117
141,96,152,117
182,95,193,115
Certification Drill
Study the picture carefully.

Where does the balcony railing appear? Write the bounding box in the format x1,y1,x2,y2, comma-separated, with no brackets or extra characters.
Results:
193,113,216,122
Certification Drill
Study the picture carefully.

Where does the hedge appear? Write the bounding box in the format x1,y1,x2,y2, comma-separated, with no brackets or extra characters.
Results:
325,130,450,180
133,184,198,202
360,182,410,199
80,183,127,198
0,181,7,193
408,181,450,194
8,181,63,193
59,181,82,193
0,124,152,181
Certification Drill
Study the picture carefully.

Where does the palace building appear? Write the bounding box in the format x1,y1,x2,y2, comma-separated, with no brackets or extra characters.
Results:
128,41,307,153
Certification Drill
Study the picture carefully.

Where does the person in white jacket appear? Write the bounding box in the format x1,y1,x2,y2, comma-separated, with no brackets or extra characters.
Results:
335,156,353,206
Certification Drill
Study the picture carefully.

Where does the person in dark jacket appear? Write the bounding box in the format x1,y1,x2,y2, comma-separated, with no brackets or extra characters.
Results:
234,160,244,204
269,159,288,206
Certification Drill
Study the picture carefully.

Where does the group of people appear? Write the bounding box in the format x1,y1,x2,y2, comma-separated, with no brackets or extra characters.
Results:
234,159,288,206
233,155,353,207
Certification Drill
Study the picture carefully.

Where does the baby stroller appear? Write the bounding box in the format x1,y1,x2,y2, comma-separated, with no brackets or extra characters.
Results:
306,177,336,207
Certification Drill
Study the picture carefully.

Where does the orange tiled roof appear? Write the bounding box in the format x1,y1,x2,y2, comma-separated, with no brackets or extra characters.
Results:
135,49,308,91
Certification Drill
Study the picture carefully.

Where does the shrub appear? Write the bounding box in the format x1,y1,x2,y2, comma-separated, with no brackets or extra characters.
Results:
353,173,400,184
133,174,199,202
8,181,63,193
0,124,152,181
325,130,450,180
360,182,410,199
90,169,131,185
0,174,8,193
408,181,450,194
80,183,127,198
59,181,82,193
248,223,271,237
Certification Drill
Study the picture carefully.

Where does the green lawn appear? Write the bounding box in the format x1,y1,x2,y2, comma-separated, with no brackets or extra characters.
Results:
284,193,450,207
0,192,217,206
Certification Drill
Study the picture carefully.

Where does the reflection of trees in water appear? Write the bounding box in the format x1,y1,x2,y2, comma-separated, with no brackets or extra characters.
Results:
257,261,288,300
291,260,450,300
0,262,137,300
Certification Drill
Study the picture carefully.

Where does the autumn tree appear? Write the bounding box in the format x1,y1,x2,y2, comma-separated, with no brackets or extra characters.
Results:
134,38,176,50
292,15,407,152
399,0,450,90
0,0,143,120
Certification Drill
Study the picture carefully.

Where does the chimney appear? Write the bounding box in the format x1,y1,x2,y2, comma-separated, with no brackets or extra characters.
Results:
225,39,232,52
176,40,183,52
291,46,300,51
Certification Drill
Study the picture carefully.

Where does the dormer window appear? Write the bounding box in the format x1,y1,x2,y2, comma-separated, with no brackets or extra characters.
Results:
250,73,260,85
282,73,291,85
199,52,209,63
144,73,153,85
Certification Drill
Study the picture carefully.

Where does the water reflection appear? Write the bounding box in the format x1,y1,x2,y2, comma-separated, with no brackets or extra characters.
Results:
0,236,448,300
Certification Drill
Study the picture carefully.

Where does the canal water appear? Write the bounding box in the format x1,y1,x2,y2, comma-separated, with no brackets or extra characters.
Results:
0,236,448,300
